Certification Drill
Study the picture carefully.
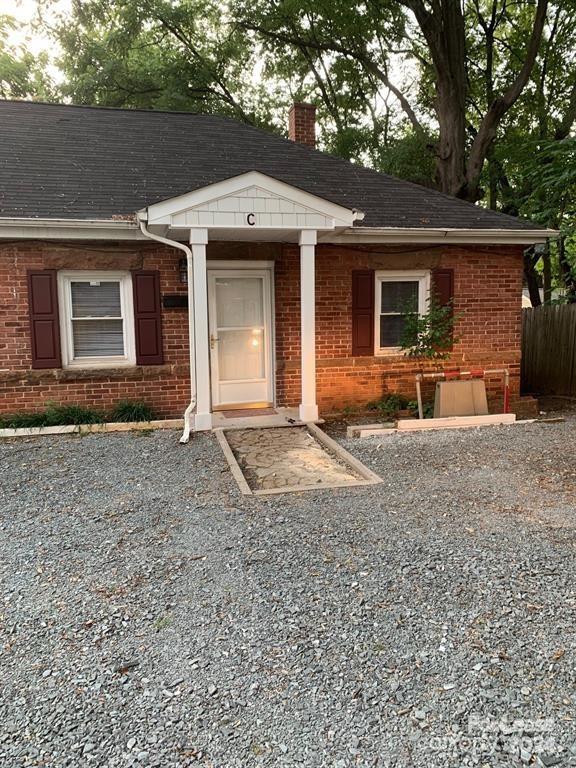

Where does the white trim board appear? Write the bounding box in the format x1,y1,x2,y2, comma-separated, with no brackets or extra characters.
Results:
0,217,147,241
324,227,556,245
206,260,274,269
0,218,555,245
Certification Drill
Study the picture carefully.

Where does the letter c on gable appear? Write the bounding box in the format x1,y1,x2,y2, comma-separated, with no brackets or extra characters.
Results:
247,213,256,226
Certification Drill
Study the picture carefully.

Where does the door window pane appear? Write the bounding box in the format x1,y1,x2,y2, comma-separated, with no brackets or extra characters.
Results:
218,329,265,381
216,277,263,327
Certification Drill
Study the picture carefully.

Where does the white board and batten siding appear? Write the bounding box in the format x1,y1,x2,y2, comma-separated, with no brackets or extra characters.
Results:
171,186,334,230
144,171,356,234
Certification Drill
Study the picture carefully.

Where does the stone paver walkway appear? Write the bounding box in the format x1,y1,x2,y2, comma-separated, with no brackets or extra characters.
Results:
225,426,365,491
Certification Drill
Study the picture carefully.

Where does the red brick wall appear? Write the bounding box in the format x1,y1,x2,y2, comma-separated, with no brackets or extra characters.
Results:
0,241,190,418
0,240,525,418
274,243,525,413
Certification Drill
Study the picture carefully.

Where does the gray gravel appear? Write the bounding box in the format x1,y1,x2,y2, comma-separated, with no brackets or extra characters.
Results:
1,417,576,767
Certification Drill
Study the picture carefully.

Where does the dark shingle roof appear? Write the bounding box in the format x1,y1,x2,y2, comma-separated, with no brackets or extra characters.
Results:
0,100,539,230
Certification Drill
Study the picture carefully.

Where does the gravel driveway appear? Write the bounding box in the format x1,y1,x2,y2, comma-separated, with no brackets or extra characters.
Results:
1,418,576,768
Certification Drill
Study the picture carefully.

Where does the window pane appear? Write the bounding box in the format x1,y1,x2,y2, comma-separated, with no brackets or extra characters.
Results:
72,319,124,357
215,277,263,327
380,315,407,347
218,329,265,381
71,281,121,318
380,281,418,313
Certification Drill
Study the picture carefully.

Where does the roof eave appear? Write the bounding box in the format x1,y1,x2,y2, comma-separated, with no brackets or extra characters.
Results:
322,226,557,245
0,218,556,245
0,217,146,241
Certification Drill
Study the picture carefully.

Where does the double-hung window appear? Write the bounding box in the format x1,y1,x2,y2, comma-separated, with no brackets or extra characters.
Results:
375,271,430,353
58,271,135,367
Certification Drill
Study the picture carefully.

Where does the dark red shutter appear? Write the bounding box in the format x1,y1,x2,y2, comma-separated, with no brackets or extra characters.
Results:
351,270,375,356
431,268,455,349
132,270,164,365
27,270,61,369
431,268,454,308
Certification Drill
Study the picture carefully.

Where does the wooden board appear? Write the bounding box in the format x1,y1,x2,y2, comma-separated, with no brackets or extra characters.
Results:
346,423,396,438
434,380,488,417
397,413,516,431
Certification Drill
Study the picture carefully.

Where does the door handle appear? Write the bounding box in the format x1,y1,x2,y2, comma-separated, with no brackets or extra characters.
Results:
210,334,220,349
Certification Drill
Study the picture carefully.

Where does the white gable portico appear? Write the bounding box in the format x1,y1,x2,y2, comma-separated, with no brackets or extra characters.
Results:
144,170,360,240
139,172,361,438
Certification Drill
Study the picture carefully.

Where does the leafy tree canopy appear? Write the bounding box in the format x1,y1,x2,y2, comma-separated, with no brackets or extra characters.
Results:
0,15,53,99
5,0,576,301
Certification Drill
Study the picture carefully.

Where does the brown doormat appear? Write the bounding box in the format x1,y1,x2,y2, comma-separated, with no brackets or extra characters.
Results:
215,423,381,495
221,408,277,418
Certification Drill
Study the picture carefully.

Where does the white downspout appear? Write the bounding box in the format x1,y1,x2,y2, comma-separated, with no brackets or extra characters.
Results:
138,214,196,443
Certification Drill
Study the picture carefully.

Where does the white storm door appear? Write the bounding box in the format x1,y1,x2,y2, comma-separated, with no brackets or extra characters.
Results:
208,269,273,408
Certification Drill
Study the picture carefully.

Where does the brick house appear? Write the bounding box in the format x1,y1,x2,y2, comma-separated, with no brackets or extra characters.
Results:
0,101,552,437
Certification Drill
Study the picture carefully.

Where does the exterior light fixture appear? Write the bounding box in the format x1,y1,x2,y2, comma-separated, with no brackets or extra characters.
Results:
179,257,187,284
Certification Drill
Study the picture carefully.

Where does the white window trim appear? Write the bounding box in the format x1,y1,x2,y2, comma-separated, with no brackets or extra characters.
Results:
374,270,430,355
58,270,136,368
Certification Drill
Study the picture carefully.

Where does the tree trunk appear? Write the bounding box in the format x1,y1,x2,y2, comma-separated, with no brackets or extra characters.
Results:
435,80,467,195
424,1,468,196
524,251,542,307
486,146,499,210
542,246,552,303
558,235,576,302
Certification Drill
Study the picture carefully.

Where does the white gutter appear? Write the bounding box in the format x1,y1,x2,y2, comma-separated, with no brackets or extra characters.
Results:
324,226,557,245
0,217,556,245
137,215,196,444
0,217,145,241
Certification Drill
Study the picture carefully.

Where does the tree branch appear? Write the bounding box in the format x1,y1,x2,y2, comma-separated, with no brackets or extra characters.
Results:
555,78,576,140
238,20,425,135
465,0,548,197
154,12,253,123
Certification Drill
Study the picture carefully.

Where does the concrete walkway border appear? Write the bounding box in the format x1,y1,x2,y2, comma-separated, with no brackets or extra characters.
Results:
0,419,184,439
216,422,382,496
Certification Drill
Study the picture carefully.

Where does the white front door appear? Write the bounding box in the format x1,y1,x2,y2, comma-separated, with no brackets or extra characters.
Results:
208,269,273,409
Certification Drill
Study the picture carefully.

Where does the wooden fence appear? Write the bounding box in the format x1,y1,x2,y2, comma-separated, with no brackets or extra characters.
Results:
522,305,576,395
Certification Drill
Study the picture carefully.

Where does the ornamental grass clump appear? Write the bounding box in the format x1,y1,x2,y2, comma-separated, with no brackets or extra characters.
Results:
0,400,156,429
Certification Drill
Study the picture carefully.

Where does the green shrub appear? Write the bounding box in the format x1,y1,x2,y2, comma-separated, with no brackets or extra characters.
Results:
0,403,103,429
45,404,103,425
109,400,155,423
0,411,47,429
399,294,459,360
405,399,435,418
423,401,435,418
366,394,409,417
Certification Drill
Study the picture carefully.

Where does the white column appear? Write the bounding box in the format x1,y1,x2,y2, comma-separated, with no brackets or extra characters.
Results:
299,230,319,422
190,228,212,431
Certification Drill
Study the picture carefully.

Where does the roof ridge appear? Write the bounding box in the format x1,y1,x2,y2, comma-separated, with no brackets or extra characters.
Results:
0,98,212,118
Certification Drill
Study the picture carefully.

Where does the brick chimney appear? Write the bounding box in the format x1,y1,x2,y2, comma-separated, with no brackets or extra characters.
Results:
288,103,316,148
